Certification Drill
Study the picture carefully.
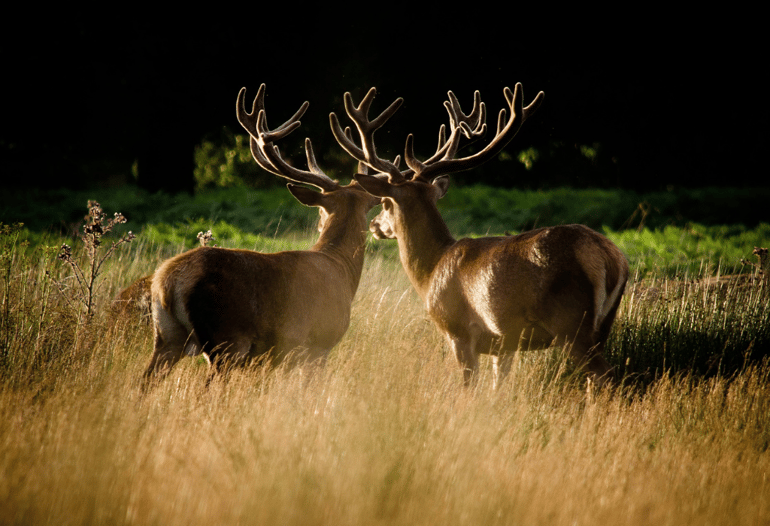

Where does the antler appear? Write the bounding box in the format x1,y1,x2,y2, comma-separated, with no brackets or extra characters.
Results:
406,83,544,182
426,90,488,166
236,84,339,192
329,88,407,182
331,84,542,185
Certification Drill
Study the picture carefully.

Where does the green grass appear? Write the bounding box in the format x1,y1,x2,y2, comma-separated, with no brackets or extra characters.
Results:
4,184,770,234
609,223,770,278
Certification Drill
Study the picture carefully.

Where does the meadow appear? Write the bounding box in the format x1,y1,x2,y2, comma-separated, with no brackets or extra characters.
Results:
0,185,768,525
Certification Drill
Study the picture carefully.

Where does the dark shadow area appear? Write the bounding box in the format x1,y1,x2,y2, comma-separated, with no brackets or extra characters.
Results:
2,12,765,195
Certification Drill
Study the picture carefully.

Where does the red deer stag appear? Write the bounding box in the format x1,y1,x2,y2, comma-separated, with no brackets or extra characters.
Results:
330,83,628,388
142,84,379,386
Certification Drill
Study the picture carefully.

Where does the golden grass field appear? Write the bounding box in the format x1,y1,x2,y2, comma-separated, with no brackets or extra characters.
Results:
1,233,768,525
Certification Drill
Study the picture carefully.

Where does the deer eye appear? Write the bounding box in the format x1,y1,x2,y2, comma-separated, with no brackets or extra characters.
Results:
381,198,393,212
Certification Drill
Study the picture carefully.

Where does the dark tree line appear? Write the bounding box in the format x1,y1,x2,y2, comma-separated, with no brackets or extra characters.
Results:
2,13,765,194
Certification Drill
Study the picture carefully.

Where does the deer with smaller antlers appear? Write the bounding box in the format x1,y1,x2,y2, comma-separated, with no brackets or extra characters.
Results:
330,83,628,388
142,85,379,387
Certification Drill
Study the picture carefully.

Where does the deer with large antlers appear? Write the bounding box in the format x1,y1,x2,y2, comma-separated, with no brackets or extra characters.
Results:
331,83,628,388
142,84,379,386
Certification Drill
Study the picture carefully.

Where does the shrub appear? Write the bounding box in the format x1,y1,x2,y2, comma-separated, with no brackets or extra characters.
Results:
194,130,280,190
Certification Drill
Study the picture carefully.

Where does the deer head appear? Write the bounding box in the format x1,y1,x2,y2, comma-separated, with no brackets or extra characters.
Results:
329,84,543,241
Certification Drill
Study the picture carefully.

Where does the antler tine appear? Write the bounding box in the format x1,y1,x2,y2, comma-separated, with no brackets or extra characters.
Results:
496,107,507,137
406,83,544,182
436,124,448,152
505,82,544,121
329,88,407,183
237,84,310,142
404,117,469,179
340,126,370,175
237,85,338,192
438,90,488,158
236,84,265,138
404,90,488,180
302,138,330,179
446,90,487,140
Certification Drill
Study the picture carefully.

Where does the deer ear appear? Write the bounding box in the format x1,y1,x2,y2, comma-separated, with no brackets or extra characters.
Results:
432,175,450,199
354,173,394,198
287,183,323,207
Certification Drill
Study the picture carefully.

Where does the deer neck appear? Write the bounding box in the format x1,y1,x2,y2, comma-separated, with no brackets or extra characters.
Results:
397,204,456,300
312,212,368,292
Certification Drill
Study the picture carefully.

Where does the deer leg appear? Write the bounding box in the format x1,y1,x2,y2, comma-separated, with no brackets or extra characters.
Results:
205,338,254,384
143,301,195,389
447,334,479,386
567,330,614,388
588,292,624,385
142,341,186,389
546,306,615,387
491,354,513,390
584,348,614,387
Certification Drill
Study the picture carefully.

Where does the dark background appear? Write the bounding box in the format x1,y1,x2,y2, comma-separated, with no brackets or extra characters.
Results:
2,11,765,195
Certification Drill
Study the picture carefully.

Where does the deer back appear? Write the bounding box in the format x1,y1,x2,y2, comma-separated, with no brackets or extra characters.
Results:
152,244,362,355
424,225,627,343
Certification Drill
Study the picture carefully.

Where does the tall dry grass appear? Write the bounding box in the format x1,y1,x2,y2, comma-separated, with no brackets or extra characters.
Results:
0,235,768,525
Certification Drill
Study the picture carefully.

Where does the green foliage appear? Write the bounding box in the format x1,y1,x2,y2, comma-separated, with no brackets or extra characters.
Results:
130,220,767,280
439,185,636,235
0,185,320,242
4,184,769,239
609,223,770,278
438,185,770,235
192,129,356,192
516,147,540,170
142,219,312,253
193,131,279,191
3,185,767,281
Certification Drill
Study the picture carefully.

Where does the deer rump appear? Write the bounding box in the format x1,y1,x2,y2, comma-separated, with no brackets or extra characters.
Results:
426,224,627,355
152,246,352,364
